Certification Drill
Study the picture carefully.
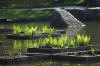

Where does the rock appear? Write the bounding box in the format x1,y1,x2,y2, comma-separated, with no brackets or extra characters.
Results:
51,8,85,28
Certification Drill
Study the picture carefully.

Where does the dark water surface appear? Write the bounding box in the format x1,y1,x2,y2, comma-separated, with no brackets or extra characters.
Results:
0,21,100,66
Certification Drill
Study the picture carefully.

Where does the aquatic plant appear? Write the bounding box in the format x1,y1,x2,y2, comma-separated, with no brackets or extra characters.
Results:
58,35,68,48
91,48,95,54
42,25,54,34
38,38,45,48
77,34,90,46
35,35,68,48
23,26,37,36
13,25,37,36
13,25,22,35
68,39,75,48
49,27,55,34
45,36,58,48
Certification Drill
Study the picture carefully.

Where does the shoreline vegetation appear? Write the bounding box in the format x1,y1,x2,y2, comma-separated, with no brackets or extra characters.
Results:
0,0,84,8
0,10,53,20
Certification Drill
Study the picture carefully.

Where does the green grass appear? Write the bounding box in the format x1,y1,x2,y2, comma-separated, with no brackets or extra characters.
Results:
0,10,53,20
0,0,84,8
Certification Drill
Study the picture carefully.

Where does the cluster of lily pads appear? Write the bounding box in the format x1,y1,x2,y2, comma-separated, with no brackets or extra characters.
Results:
28,34,90,48
12,25,55,36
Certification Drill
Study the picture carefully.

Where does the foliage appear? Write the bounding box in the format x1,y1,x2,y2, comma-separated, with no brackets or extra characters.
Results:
0,0,84,8
58,35,68,48
35,35,68,48
26,34,91,48
68,39,75,48
77,34,90,46
23,26,37,36
0,10,52,20
41,26,55,34
13,25,22,35
13,25,37,36
42,36,58,48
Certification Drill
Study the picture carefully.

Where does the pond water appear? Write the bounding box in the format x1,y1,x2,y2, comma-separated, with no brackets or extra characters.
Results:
0,21,100,66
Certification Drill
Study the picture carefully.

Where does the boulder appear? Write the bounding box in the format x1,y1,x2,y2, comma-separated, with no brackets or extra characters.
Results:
51,8,85,28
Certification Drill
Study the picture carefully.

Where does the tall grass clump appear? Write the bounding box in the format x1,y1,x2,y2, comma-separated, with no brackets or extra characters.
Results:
13,25,22,35
77,34,90,46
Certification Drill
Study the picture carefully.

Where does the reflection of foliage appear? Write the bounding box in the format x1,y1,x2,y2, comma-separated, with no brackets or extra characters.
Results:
13,40,38,52
14,40,22,51
0,10,52,19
